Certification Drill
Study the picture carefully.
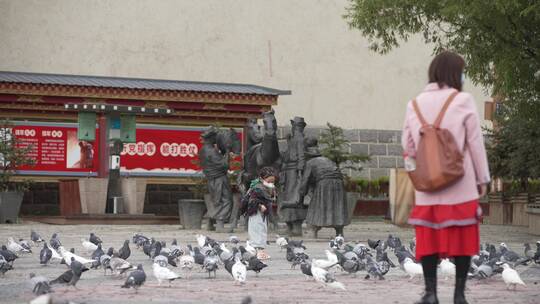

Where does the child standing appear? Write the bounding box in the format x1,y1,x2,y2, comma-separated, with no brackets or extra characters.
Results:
245,167,276,260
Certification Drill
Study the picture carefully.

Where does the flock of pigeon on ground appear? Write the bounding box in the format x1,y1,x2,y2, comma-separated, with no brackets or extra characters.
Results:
0,230,539,303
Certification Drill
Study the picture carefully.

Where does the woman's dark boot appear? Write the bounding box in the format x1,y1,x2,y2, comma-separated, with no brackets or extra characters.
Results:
454,277,468,304
454,256,471,304
415,277,438,304
334,226,344,237
416,254,438,304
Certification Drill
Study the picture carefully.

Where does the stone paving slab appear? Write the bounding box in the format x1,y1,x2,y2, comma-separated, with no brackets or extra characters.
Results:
0,219,539,304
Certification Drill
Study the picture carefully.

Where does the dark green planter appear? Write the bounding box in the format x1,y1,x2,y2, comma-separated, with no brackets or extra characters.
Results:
0,191,24,224
178,199,206,229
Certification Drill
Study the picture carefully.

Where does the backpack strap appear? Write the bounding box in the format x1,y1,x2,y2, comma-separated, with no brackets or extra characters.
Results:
411,99,428,127
434,91,459,128
412,90,459,128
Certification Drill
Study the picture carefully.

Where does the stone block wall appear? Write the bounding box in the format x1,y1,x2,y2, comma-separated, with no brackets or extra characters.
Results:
278,126,403,180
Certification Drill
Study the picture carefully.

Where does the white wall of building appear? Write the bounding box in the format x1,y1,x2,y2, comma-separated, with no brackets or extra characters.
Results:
0,0,490,129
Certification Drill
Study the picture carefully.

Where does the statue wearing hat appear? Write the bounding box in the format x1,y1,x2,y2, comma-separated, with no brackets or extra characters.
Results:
299,137,350,238
199,126,234,232
278,116,308,236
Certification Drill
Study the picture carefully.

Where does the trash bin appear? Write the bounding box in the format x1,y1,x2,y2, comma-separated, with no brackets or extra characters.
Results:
113,196,124,214
178,199,206,229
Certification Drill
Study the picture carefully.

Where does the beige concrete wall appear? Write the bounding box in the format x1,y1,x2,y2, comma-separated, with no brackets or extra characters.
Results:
0,0,490,130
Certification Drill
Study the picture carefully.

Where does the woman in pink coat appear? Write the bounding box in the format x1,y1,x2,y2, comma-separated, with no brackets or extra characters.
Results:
401,51,490,304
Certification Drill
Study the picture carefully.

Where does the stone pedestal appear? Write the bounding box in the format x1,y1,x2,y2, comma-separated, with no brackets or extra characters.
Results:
120,177,147,214
79,178,108,214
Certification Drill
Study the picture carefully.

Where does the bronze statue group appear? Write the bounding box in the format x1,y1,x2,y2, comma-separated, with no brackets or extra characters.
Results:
198,110,349,248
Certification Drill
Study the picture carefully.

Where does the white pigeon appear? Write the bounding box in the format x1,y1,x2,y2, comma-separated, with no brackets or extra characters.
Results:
311,265,346,290
232,257,247,285
179,253,195,278
220,243,231,254
439,258,456,280
245,241,257,256
312,250,339,270
403,258,424,280
196,234,207,248
275,235,288,251
58,246,95,266
501,263,526,290
81,238,98,252
46,243,62,262
152,261,181,286
109,255,133,276
7,237,30,254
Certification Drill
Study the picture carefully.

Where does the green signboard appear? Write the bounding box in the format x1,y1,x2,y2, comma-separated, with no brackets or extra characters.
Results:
120,114,136,143
77,112,96,141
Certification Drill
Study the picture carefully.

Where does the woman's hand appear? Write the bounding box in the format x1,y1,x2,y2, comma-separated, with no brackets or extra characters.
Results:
259,205,267,213
477,183,488,197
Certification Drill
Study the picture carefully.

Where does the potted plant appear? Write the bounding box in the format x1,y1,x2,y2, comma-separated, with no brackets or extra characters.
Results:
0,120,35,223
176,174,208,230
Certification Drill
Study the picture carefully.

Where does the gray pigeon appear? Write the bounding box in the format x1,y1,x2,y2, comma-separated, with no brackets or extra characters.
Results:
203,251,219,278
29,273,52,295
0,245,18,265
68,257,84,287
0,254,13,276
49,270,73,285
49,233,61,250
31,230,44,244
118,240,131,260
121,264,146,292
91,244,105,269
19,239,33,253
89,233,102,246
39,243,52,265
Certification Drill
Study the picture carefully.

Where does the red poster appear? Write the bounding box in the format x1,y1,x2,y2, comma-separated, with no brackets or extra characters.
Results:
13,123,100,176
120,126,242,176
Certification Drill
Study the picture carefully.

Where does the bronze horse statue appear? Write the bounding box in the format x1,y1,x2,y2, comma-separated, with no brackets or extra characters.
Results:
240,110,281,192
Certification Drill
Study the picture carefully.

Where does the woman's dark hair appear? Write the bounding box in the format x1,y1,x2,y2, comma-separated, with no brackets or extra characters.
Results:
259,166,277,179
428,51,465,91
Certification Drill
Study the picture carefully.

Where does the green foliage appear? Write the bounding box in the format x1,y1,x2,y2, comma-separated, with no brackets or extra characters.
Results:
344,1,540,181
319,122,369,174
0,120,35,192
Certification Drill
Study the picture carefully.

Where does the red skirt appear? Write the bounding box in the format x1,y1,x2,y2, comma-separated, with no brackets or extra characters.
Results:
408,200,481,260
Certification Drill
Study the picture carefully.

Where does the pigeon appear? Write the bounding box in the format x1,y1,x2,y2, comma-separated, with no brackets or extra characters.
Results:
151,241,163,259
469,259,498,280
0,254,13,276
524,243,535,260
168,239,183,257
39,243,52,265
49,270,73,285
229,236,240,245
300,260,313,279
247,256,267,275
0,245,18,265
31,230,44,244
500,243,522,263
142,239,154,258
91,244,105,268
364,255,385,280
403,258,423,280
8,237,30,254
18,239,33,253
49,233,61,250
501,263,526,290
118,240,131,260
334,250,360,275
58,247,95,266
239,246,255,262
245,241,257,256
152,260,181,286
68,257,85,287
161,251,179,267
29,273,52,295
192,246,206,267
196,234,208,248
110,253,133,276
439,258,456,280
334,235,345,248
179,252,195,278
367,239,381,250
232,257,247,285
203,251,219,278
276,235,288,251
81,238,98,252
46,243,62,262
311,265,346,290
89,232,102,246
312,250,339,270
132,233,149,249
100,254,113,275
121,264,146,292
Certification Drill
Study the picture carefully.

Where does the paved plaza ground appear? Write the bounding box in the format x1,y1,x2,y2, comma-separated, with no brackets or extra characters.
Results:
0,218,539,304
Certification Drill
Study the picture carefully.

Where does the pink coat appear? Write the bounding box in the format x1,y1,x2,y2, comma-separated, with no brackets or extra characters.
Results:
401,83,491,206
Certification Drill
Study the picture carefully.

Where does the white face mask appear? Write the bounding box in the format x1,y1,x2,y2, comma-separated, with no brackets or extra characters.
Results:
262,180,275,189
461,73,465,84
